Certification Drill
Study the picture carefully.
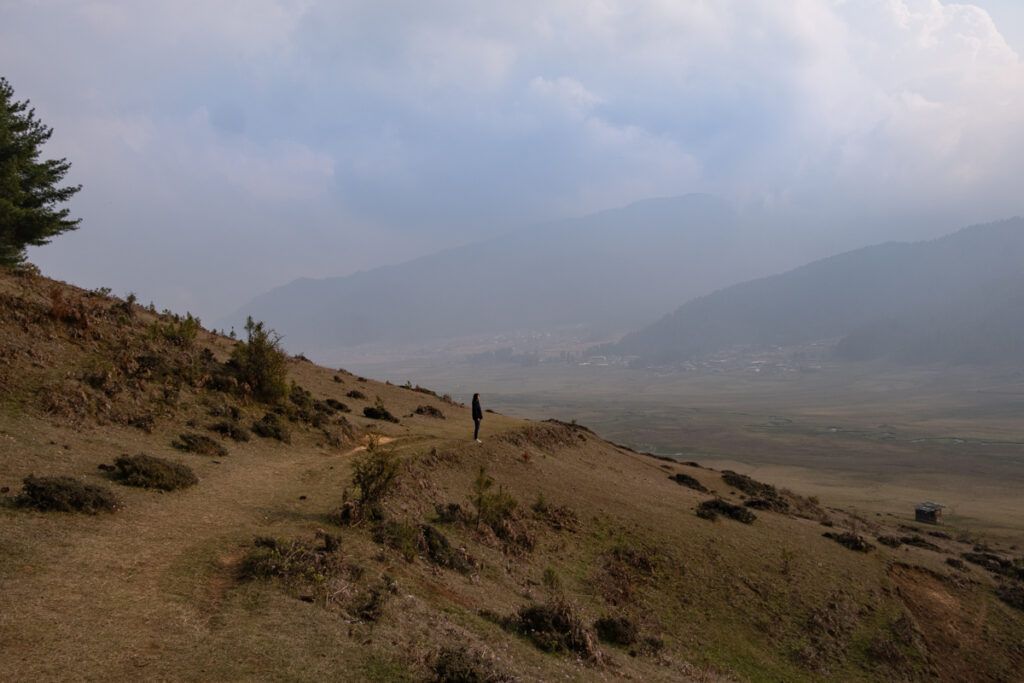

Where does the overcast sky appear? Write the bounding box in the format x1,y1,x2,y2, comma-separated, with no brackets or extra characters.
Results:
3,0,1023,319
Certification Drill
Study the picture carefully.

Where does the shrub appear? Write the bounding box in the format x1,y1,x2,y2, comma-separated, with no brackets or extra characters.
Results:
229,317,289,403
347,389,367,400
350,445,400,517
414,405,445,419
110,454,197,491
373,520,419,561
900,535,942,552
744,497,789,513
435,502,467,524
238,535,342,585
721,470,782,499
502,597,600,660
208,420,250,442
877,535,902,548
432,646,512,683
823,532,875,552
420,524,471,573
669,472,708,493
363,399,399,423
594,616,639,646
354,575,397,621
149,313,201,347
996,583,1024,611
172,433,228,457
16,475,120,513
252,412,291,443
696,499,756,524
324,398,350,413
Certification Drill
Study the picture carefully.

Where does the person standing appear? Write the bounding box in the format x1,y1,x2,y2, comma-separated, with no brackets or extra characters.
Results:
472,393,483,442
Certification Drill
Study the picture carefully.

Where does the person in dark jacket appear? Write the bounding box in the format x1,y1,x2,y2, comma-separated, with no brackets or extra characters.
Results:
472,393,483,442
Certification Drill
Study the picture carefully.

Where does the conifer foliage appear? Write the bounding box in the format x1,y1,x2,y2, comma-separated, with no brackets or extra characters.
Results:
0,77,81,266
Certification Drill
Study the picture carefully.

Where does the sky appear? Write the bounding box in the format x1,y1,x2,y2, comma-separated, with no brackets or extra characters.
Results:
3,0,1024,319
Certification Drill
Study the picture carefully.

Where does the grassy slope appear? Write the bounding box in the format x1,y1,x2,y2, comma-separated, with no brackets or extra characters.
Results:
1,270,1022,682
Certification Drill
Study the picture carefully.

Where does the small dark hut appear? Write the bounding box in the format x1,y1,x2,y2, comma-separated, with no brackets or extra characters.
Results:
915,501,944,524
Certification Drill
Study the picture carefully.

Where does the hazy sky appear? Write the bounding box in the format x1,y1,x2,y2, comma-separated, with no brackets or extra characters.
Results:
3,0,1023,319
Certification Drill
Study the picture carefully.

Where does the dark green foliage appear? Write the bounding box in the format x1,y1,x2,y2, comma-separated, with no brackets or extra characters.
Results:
229,317,289,403
594,616,639,646
435,502,467,524
208,420,250,442
431,646,513,683
745,497,789,512
414,404,445,419
252,412,291,443
346,389,366,400
501,597,600,659
823,532,875,552
363,399,399,423
110,454,197,491
172,432,228,457
0,77,81,266
696,499,756,524
668,472,708,493
16,475,119,513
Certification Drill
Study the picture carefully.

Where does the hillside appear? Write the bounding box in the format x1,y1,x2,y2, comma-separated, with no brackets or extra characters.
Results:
608,219,1024,366
221,195,779,355
2,268,1024,682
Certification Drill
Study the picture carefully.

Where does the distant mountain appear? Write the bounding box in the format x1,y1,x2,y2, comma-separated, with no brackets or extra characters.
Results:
222,195,786,354
609,219,1024,365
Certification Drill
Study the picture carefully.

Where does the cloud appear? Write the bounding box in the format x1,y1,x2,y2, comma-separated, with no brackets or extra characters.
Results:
2,0,1022,316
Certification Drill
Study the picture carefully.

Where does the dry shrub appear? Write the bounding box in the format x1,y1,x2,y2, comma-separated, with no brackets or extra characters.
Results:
374,520,419,561
696,499,756,524
669,472,708,492
324,398,350,413
996,583,1024,611
414,404,445,419
48,286,89,328
431,645,513,683
16,475,120,513
499,597,601,661
419,524,472,573
594,615,639,647
363,399,399,423
823,532,875,552
172,432,228,457
346,389,366,400
208,420,250,442
900,535,942,552
252,412,291,443
877,535,902,548
532,493,580,532
110,453,197,491
341,444,400,522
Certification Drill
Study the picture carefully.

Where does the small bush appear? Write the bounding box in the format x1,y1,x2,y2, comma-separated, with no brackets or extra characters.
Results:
230,317,289,403
431,646,512,683
374,520,419,561
414,405,445,419
823,532,875,552
420,524,471,573
435,502,467,524
502,597,600,660
348,446,400,519
110,454,197,491
363,399,399,423
744,497,789,512
172,433,228,457
721,470,778,498
239,535,341,584
347,389,367,400
252,412,291,443
696,499,756,524
669,472,708,493
877,535,902,548
16,475,120,513
946,557,967,571
325,398,350,413
901,535,942,552
208,420,250,442
594,616,639,646
149,313,201,347
354,575,397,621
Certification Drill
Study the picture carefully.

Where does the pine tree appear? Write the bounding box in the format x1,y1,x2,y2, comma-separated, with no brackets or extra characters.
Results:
0,77,81,266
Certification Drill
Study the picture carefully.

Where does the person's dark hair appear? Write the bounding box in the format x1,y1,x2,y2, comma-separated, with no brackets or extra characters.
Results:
473,393,480,400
